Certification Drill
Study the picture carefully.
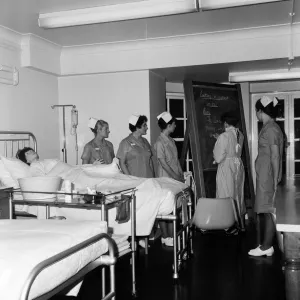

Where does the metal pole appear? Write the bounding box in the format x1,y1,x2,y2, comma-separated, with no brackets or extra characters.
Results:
51,104,76,163
62,106,67,163
173,200,178,279
131,190,137,296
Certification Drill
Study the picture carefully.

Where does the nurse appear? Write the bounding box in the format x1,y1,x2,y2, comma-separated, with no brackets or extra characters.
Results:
213,112,246,229
81,118,115,165
248,96,283,257
117,115,155,178
154,112,183,181
154,112,183,247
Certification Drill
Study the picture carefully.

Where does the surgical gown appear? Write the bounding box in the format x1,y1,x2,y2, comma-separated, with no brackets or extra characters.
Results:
213,127,246,217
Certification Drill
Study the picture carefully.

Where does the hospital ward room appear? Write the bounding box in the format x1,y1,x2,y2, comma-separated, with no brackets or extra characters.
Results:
1,1,300,300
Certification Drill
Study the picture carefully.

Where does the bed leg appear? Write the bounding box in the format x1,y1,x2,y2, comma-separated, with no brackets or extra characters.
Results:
173,215,179,279
144,237,149,255
102,267,106,298
131,250,137,296
110,264,116,300
188,201,193,255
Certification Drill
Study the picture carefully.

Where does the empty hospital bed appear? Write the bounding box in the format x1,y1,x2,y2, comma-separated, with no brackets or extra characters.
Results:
0,219,116,300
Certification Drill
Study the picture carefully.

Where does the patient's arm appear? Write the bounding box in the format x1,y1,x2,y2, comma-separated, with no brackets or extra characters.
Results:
29,161,47,176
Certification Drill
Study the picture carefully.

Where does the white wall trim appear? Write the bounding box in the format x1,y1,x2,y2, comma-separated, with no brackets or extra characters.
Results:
61,22,300,75
62,22,295,53
0,25,21,52
21,34,61,75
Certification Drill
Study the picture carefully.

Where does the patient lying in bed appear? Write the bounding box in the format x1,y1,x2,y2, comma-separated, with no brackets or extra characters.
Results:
14,148,188,236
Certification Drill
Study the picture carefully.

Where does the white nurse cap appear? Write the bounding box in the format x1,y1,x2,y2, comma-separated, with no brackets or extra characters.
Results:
129,114,140,126
261,96,278,107
157,112,173,123
88,117,98,129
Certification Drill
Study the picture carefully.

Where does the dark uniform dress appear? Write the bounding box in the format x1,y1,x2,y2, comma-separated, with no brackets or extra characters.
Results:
117,133,154,178
255,120,283,214
81,139,115,164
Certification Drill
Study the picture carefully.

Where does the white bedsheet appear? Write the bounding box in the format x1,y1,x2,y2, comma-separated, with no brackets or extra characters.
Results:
17,168,188,236
0,220,108,300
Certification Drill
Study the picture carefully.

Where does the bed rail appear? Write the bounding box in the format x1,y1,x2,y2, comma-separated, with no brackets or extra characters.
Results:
20,233,116,300
0,131,37,157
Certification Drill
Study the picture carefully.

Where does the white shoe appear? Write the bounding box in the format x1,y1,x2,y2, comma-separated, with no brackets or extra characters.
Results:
161,237,173,247
248,246,274,257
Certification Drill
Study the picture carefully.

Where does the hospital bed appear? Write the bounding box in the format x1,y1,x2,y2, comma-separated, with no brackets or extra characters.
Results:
0,219,116,300
10,188,138,297
0,130,194,281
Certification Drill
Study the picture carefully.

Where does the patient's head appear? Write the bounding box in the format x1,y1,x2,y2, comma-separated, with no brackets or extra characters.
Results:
16,147,39,165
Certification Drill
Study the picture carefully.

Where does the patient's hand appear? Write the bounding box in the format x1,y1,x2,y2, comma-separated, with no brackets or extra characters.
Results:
93,159,105,165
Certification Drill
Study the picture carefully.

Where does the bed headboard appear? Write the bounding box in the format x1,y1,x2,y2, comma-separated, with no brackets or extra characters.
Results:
0,131,37,158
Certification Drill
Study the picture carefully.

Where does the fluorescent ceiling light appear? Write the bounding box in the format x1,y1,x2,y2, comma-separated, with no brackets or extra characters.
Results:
229,69,300,82
39,0,199,28
200,0,285,10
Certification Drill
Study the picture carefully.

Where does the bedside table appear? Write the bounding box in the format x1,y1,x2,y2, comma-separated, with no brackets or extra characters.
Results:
0,187,12,219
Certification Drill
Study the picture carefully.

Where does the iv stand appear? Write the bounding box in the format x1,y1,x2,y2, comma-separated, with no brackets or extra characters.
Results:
51,104,76,163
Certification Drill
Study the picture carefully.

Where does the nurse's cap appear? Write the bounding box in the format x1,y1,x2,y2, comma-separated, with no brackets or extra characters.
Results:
88,117,98,129
129,114,140,126
260,95,278,107
157,111,173,123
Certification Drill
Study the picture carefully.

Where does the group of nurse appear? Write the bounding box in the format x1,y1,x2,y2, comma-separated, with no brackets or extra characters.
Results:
81,111,183,247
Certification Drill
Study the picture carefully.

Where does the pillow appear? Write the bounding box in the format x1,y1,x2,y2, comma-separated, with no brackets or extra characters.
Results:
0,156,31,188
82,158,121,176
0,160,17,188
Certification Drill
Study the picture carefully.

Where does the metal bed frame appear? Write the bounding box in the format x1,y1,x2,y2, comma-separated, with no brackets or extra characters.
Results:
147,188,193,279
20,233,116,300
10,188,138,297
0,131,37,156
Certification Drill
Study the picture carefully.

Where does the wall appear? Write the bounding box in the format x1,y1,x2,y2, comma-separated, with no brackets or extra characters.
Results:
0,27,60,160
61,24,300,76
166,82,184,94
58,70,151,165
149,71,166,144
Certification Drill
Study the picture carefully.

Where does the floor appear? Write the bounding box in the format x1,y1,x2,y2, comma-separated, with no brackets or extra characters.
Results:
53,224,286,300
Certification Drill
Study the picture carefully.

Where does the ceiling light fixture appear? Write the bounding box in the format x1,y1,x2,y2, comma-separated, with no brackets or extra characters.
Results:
229,69,300,82
200,0,286,10
39,0,199,28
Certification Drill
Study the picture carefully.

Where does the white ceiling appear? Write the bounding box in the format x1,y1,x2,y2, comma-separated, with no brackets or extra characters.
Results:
1,0,297,46
0,0,299,82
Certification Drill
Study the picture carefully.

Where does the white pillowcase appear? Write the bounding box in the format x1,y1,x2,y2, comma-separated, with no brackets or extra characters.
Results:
0,156,31,188
0,160,17,188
